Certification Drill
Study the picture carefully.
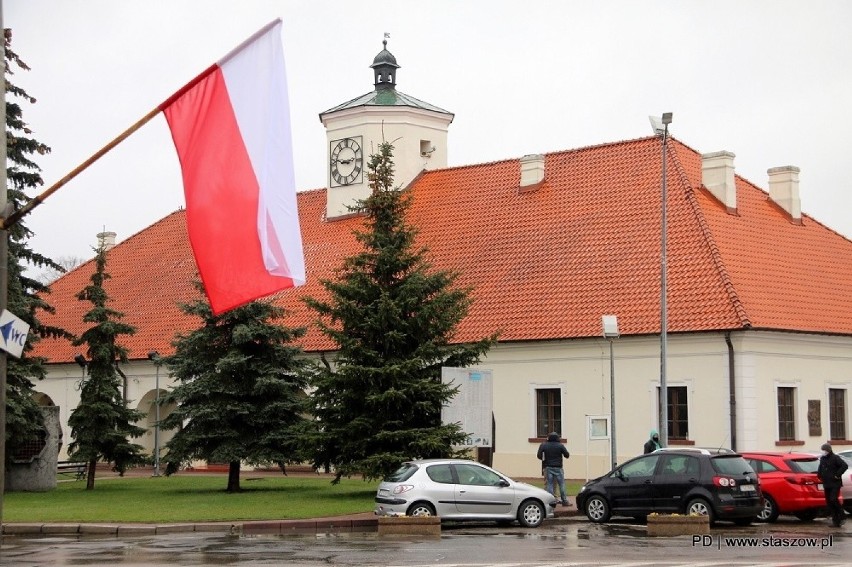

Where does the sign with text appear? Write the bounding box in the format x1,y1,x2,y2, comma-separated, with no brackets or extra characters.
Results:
441,367,493,447
0,309,31,358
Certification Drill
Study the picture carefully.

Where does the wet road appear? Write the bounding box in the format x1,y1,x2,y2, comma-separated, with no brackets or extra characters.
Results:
2,517,850,566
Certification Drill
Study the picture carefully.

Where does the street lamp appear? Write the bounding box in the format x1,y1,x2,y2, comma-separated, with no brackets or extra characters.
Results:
649,112,672,447
147,351,161,477
602,315,619,469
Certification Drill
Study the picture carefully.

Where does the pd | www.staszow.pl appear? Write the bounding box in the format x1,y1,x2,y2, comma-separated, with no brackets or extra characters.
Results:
692,534,834,549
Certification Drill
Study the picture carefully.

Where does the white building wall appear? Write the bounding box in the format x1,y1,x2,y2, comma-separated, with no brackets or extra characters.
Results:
35,331,852,475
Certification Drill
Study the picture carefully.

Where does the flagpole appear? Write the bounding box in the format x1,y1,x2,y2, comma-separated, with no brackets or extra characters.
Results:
0,106,162,231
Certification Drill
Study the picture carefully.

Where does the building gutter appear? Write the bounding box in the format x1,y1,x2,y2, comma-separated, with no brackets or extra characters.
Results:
725,332,737,452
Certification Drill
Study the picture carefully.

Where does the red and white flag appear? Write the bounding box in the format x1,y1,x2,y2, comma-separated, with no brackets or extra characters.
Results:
160,19,305,314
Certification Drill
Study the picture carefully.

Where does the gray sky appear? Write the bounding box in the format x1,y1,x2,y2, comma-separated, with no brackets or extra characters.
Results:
5,0,852,268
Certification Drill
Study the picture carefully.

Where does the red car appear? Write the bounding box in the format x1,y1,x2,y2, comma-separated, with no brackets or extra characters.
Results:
740,452,825,522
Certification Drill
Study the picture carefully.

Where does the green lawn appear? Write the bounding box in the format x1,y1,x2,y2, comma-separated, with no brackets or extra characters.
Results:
3,474,585,524
3,475,378,523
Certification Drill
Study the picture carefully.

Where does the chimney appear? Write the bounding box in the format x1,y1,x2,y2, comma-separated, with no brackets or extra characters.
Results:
767,166,801,223
97,231,117,251
519,154,545,191
701,151,737,213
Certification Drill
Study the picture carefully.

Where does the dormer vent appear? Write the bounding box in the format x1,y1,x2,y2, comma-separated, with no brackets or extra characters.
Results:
519,154,545,191
768,166,801,223
701,151,737,213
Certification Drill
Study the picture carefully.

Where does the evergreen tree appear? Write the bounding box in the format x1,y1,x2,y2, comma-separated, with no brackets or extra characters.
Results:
305,142,498,483
161,283,310,493
4,28,70,468
67,245,145,489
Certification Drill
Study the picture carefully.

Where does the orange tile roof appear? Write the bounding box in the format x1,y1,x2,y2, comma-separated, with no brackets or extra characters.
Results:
31,136,852,363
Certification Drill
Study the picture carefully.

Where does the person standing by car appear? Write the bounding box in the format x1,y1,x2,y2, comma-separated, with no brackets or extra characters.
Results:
537,432,570,506
817,443,848,527
644,430,662,454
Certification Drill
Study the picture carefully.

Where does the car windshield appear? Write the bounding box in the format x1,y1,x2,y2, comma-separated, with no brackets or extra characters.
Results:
384,463,418,482
788,458,819,473
710,455,753,475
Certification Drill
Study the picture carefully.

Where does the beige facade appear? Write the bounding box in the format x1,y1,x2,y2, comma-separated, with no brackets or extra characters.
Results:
37,330,852,477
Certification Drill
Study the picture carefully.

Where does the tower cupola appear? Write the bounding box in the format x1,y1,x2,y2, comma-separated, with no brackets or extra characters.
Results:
371,39,399,89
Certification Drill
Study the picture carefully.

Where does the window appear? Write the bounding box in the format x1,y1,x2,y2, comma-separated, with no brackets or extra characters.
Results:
777,387,796,441
454,463,502,486
617,454,660,479
656,386,689,439
536,388,561,438
829,388,847,440
425,464,454,484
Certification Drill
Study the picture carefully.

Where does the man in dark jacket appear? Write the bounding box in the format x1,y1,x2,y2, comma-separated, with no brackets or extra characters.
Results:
537,432,570,506
817,443,848,527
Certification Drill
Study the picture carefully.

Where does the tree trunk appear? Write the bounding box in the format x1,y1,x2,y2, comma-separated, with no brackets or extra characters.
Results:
86,457,97,490
227,461,241,492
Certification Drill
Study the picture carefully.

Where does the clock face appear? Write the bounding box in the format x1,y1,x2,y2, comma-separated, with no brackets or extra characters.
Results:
330,137,363,187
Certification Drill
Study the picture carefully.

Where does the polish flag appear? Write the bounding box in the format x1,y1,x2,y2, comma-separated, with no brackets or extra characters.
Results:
160,19,305,315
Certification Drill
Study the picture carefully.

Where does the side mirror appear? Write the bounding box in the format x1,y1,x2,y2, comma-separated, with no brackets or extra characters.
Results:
497,479,510,487
616,470,626,481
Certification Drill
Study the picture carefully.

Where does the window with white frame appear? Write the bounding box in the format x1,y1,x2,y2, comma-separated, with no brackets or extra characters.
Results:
655,385,689,440
777,386,796,441
829,388,847,441
535,388,561,438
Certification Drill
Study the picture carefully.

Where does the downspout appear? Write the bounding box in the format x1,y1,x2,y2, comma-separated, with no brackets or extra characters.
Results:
725,332,737,452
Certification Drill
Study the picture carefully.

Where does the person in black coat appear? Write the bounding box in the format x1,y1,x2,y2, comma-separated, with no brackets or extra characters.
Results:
817,443,849,527
537,432,571,506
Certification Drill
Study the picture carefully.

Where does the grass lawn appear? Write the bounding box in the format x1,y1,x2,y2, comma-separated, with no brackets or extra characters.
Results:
3,474,585,524
3,474,378,523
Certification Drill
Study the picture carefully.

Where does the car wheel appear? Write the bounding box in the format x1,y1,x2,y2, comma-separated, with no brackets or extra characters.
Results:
794,510,818,522
407,501,436,517
756,495,778,523
517,499,545,528
686,498,714,524
585,495,611,523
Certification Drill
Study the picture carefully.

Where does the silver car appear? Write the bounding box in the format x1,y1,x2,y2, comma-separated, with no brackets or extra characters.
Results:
374,459,557,527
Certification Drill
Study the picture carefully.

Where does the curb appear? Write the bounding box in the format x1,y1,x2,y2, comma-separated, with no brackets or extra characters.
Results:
2,508,583,536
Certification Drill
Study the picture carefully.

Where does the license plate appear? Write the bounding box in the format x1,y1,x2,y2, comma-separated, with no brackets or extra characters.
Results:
379,489,389,496
818,484,824,491
740,484,756,492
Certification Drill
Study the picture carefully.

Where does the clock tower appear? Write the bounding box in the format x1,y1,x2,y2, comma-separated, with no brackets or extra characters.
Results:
319,40,454,219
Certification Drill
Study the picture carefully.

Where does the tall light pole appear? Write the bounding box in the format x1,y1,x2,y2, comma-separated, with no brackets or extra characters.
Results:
602,315,619,469
649,112,672,447
147,351,161,477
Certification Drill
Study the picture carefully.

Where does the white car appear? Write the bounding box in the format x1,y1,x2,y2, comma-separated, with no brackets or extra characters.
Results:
374,459,557,527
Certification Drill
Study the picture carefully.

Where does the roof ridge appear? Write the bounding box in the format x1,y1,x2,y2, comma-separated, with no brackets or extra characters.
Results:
669,142,752,329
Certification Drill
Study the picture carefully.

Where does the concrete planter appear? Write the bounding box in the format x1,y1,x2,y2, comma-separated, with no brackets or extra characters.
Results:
646,514,710,537
377,516,441,537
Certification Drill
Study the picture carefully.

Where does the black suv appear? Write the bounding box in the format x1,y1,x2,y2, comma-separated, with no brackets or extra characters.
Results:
576,449,762,525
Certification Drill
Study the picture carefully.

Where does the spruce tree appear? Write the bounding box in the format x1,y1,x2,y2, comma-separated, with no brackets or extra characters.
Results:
160,283,310,492
305,142,497,483
3,29,70,467
67,245,145,489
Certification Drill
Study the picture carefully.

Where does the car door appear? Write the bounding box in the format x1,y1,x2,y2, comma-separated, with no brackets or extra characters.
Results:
422,463,459,517
607,455,659,514
452,463,513,517
652,454,700,513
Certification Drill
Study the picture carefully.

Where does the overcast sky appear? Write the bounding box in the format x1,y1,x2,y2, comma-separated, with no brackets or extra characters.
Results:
5,1,852,269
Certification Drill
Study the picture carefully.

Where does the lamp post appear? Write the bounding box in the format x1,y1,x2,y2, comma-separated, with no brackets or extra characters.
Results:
147,351,161,477
602,315,620,469
649,112,672,447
